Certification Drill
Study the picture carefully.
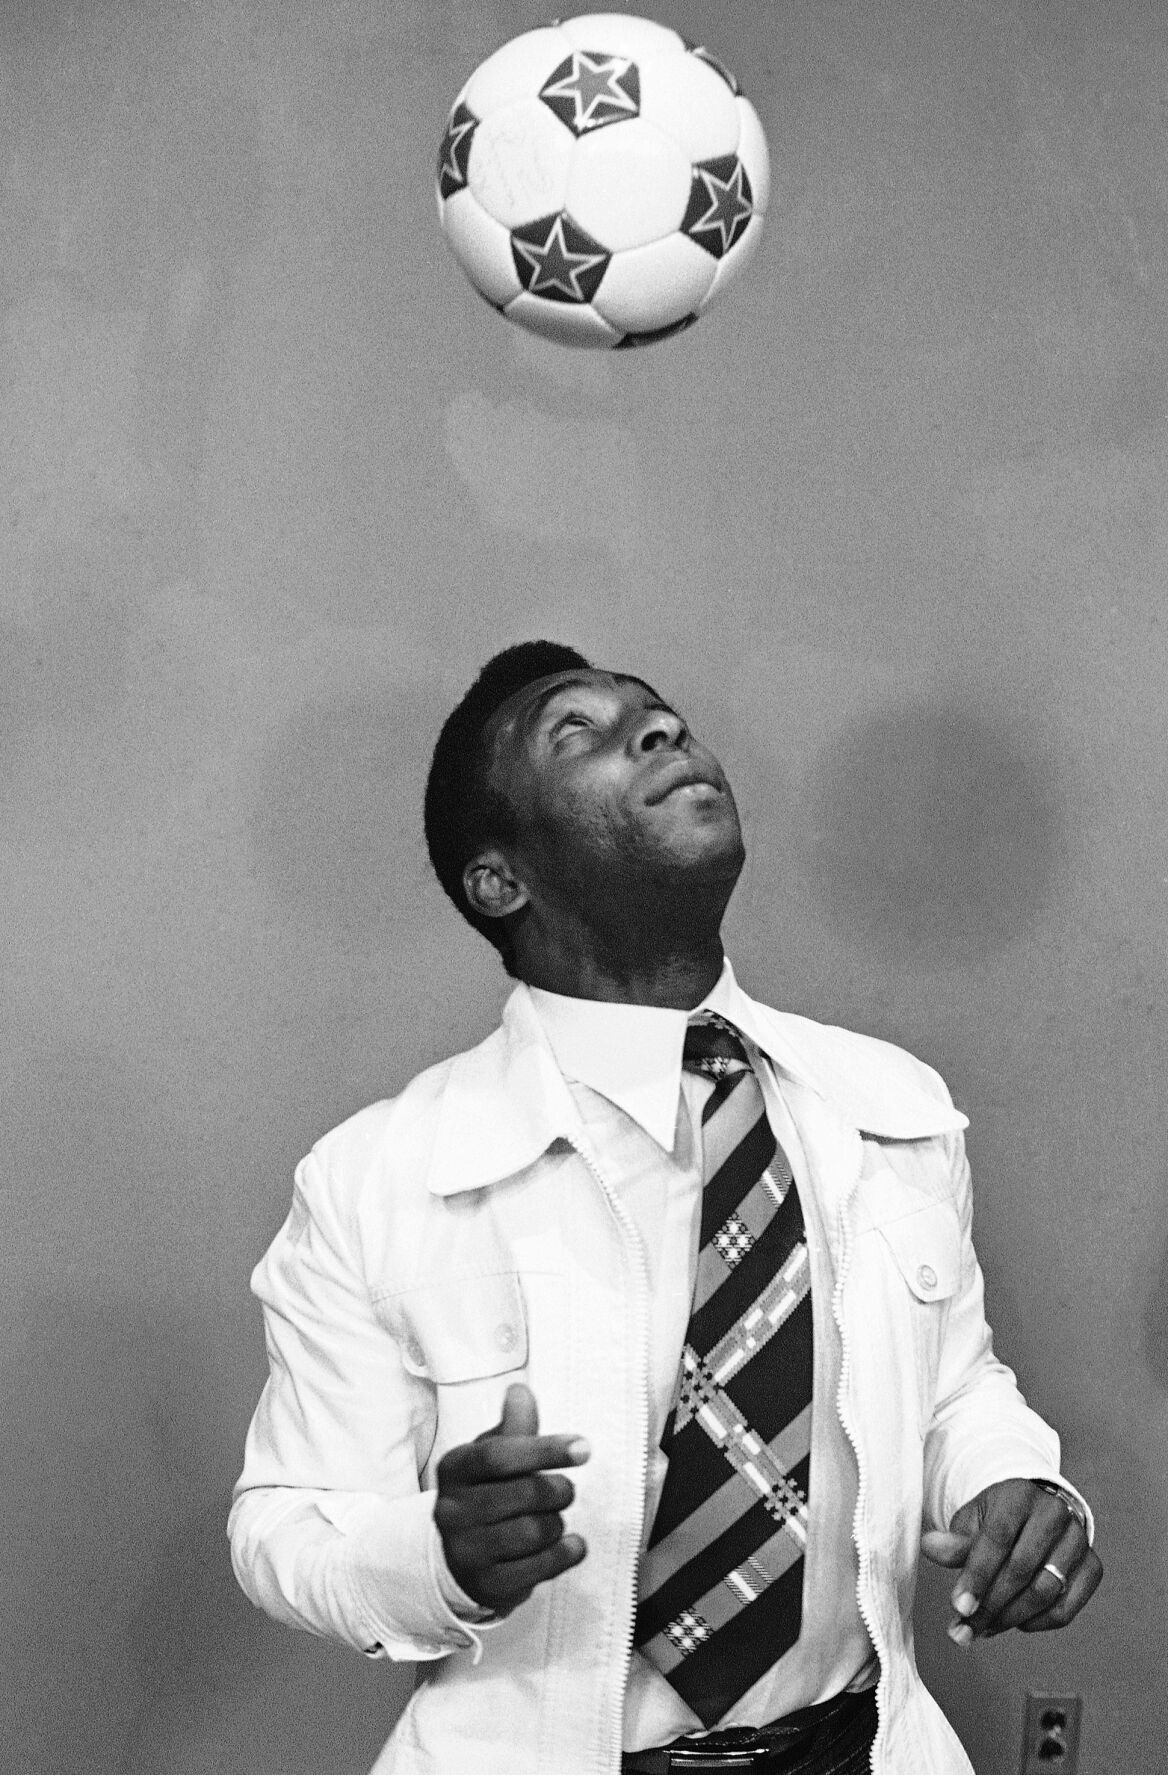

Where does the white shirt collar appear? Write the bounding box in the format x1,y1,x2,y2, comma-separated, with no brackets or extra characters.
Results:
427,969,966,1197
526,959,788,1152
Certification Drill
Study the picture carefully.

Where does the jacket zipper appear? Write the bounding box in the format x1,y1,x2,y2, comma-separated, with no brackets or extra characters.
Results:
832,1185,887,1775
569,1135,651,1775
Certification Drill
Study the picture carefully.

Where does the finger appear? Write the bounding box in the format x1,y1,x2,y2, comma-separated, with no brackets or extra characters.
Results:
441,1472,576,1528
451,1508,570,1572
987,1522,1093,1635
921,1530,973,1568
946,1500,982,1541
477,1533,588,1609
471,1432,590,1481
947,1482,1042,1623
969,1496,1078,1630
499,1382,539,1439
473,1382,539,1443
439,1431,590,1488
1018,1547,1103,1633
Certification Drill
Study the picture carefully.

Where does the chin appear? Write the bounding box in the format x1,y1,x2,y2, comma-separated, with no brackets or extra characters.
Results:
673,822,746,884
710,835,747,886
689,797,744,858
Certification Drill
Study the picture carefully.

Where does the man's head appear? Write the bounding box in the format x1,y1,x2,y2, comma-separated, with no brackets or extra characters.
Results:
424,642,744,979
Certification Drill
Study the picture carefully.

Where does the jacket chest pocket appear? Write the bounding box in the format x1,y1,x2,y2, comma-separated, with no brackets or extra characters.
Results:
871,1201,962,1436
387,1270,529,1381
376,1271,530,1473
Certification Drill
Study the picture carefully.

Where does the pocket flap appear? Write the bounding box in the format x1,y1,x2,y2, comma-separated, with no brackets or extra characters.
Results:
392,1271,528,1383
874,1202,962,1301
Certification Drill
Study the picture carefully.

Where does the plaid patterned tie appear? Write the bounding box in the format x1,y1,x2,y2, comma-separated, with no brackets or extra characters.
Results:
633,1013,813,1728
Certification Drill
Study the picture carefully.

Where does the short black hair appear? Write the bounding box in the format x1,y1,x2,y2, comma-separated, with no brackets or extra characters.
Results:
424,641,592,970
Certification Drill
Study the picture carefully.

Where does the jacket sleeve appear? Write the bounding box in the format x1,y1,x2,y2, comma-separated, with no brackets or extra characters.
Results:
228,1143,486,1663
921,1132,1094,1541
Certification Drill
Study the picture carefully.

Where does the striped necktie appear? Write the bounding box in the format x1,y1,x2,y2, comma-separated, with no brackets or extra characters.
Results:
633,1013,814,1728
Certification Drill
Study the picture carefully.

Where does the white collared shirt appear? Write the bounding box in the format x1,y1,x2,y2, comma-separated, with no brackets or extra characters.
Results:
526,960,877,1750
233,968,1086,1775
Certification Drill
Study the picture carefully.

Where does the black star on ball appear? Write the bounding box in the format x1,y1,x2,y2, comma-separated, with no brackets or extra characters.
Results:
681,156,754,258
539,50,640,136
510,212,611,304
437,101,478,199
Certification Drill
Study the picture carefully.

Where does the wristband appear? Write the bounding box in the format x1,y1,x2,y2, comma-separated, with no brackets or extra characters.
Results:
1031,1478,1089,1534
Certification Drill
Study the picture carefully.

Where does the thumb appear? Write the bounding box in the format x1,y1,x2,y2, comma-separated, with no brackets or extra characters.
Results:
921,1529,973,1568
498,1381,539,1439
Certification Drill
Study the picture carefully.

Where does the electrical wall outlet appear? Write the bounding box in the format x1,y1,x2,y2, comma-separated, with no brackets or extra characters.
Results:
1020,1693,1082,1774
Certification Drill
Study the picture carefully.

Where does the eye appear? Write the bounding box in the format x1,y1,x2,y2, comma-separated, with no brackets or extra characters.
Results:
548,711,592,743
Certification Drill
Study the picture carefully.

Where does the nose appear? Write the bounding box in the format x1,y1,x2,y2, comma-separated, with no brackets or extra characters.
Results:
633,707,688,753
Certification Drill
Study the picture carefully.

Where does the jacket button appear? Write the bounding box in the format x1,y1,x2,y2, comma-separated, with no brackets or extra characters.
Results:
495,1322,517,1354
917,1263,938,1292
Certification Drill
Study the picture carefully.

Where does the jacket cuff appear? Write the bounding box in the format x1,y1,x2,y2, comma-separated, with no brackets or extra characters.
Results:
941,1460,1095,1548
335,1489,488,1663
1029,1476,1095,1547
431,1520,504,1628
932,1417,1057,1534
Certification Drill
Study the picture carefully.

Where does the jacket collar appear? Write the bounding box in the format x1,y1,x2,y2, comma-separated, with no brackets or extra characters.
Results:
426,987,582,1196
526,960,763,1151
426,975,967,1196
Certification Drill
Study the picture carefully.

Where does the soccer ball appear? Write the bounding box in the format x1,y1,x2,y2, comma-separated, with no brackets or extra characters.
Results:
436,13,770,349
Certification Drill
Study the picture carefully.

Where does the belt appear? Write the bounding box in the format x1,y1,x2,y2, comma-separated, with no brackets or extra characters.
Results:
622,1754,768,1773
621,1688,871,1773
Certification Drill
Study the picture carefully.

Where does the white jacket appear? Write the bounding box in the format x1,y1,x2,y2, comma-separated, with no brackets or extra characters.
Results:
230,984,1082,1775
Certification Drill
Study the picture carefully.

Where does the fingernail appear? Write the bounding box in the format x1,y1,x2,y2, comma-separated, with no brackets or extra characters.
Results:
953,1591,977,1617
948,1622,974,1648
566,1438,591,1463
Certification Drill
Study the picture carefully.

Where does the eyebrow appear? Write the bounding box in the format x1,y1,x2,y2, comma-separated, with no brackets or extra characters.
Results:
521,674,672,737
521,675,599,734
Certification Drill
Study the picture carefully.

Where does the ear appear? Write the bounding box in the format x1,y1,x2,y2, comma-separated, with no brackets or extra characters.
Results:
462,848,530,923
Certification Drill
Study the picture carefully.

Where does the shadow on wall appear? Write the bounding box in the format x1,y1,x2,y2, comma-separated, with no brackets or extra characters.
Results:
808,702,1067,970
919,1405,1165,1775
247,682,446,957
1141,1197,1168,1395
124,1499,407,1775
912,1552,1014,1769
0,1284,252,1775
0,1276,406,1775
0,585,132,767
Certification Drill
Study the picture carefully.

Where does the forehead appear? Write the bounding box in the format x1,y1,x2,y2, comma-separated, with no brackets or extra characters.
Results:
487,668,665,750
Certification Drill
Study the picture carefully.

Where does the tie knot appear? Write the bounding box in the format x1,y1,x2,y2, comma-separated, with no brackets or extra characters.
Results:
682,1014,750,1079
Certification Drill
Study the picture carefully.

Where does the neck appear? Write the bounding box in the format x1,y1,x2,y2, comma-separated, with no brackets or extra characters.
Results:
512,897,728,1009
522,943,726,1009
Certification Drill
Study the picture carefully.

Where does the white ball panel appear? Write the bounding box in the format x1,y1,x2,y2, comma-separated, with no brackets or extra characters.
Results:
735,97,771,215
468,98,574,228
639,52,740,163
459,25,572,116
697,212,764,310
565,120,691,251
593,233,716,331
440,189,523,306
504,292,620,348
559,13,685,61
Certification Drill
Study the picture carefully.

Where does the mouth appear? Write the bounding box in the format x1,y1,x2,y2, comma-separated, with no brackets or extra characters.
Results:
644,758,724,805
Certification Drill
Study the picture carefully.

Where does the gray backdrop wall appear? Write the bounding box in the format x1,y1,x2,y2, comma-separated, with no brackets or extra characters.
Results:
2,1,1165,1770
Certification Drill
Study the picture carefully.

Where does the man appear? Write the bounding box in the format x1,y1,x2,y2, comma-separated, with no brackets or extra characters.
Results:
230,641,1101,1775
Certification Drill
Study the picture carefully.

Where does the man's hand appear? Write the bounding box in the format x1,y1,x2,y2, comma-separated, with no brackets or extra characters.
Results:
434,1382,590,1614
921,1478,1102,1646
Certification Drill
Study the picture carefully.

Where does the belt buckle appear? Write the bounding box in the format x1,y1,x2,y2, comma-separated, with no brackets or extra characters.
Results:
666,1753,761,1771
